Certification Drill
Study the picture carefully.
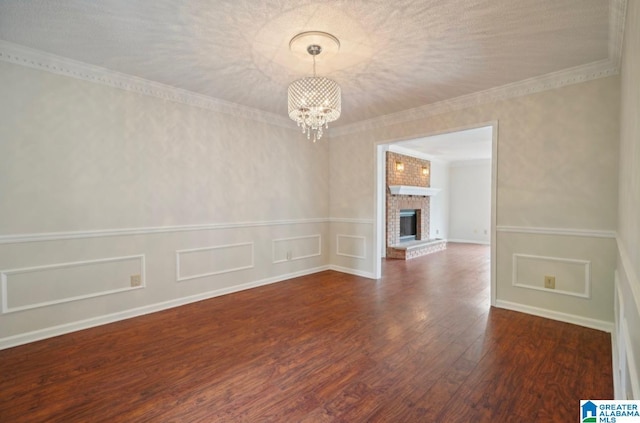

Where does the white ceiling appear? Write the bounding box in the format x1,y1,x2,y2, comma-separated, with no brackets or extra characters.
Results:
393,126,493,162
0,0,618,126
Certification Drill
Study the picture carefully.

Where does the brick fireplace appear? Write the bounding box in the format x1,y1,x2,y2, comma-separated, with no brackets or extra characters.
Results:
386,151,446,260
387,193,429,246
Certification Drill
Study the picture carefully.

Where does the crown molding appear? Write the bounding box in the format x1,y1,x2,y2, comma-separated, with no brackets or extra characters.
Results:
0,40,294,130
331,58,619,137
332,1,627,138
0,0,626,136
388,145,448,163
610,0,628,69
449,158,492,167
387,144,492,165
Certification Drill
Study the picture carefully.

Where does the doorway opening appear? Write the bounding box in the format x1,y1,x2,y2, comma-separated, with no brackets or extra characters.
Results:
373,122,497,306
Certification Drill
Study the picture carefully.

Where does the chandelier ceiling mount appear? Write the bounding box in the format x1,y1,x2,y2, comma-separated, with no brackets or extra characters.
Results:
287,31,342,143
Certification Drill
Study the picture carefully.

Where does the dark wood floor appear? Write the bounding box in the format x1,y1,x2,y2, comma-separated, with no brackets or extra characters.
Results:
0,243,612,422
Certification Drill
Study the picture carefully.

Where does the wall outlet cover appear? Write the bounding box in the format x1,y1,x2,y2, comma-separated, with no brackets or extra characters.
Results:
544,275,556,289
130,274,142,287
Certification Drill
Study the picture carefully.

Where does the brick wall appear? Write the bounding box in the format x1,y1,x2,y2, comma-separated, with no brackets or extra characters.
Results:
386,151,430,187
386,152,432,250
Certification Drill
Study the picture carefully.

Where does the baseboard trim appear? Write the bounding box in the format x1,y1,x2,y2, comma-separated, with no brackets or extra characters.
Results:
612,328,622,399
0,265,330,350
495,300,614,333
623,318,640,399
329,265,377,280
447,239,490,245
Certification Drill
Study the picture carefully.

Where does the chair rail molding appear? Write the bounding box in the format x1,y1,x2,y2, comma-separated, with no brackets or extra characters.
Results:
496,226,617,239
0,218,330,245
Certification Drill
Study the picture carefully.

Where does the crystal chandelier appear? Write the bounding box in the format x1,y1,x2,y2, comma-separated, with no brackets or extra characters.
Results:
288,33,341,142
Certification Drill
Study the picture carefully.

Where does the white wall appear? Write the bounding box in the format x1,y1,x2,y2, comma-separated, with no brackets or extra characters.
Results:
428,160,449,240
0,33,628,360
615,0,640,399
0,60,331,348
448,159,491,244
329,75,619,329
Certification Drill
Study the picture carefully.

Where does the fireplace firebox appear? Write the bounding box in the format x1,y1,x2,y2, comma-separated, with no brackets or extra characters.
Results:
399,209,418,242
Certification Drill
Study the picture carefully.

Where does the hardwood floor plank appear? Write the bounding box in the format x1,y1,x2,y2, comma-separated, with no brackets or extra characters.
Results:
0,243,612,422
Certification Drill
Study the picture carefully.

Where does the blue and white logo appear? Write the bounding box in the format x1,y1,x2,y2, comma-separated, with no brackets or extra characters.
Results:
581,400,640,422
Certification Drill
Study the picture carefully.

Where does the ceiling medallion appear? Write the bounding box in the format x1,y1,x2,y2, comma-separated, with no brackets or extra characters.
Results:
287,31,341,143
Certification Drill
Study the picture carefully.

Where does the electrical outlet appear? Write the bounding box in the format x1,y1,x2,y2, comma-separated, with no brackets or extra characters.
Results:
130,274,142,287
544,275,555,289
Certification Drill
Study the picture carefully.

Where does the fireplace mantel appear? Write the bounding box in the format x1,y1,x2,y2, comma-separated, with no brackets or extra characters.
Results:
388,185,441,196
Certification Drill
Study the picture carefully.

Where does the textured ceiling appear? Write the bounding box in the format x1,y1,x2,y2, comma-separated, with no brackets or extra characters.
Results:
0,0,613,126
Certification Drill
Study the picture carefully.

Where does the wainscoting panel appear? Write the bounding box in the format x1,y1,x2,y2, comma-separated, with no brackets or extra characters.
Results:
329,221,375,279
614,242,640,400
336,235,366,260
1,255,145,313
176,243,254,282
512,253,591,298
272,235,321,264
0,220,330,349
496,230,616,326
